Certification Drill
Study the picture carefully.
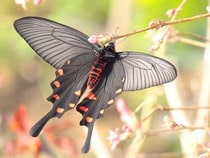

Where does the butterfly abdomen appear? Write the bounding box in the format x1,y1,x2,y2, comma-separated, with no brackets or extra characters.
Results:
87,57,111,89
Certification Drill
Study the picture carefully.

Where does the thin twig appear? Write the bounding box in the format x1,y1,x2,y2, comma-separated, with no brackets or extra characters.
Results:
111,13,210,41
171,0,187,21
178,37,209,48
179,32,210,42
144,126,206,137
141,105,210,123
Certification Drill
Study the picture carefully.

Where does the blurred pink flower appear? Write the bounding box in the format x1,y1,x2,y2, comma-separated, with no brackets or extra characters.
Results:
9,104,30,133
43,120,79,156
88,34,112,45
88,35,99,44
55,136,79,156
194,141,210,158
166,9,176,18
122,124,132,133
162,115,184,130
15,0,44,9
7,105,42,156
7,105,78,157
108,125,132,150
34,0,45,5
148,20,164,30
107,128,120,150
15,0,28,10
199,153,210,158
116,98,140,131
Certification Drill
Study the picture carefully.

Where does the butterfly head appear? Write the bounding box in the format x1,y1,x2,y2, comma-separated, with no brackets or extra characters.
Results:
105,42,116,52
99,42,116,58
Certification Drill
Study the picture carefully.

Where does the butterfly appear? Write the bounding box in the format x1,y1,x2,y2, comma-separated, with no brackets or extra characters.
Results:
14,17,177,153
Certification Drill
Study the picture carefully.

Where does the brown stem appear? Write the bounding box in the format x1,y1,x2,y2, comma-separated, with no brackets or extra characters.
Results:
141,105,210,123
178,37,209,48
111,13,210,41
144,126,206,137
179,32,210,42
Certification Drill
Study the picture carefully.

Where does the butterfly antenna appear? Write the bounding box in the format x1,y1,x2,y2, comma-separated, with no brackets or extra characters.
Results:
112,27,129,46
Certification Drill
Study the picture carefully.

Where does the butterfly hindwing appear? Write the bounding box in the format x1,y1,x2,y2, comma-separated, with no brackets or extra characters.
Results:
14,17,100,68
118,52,177,91
30,53,96,137
76,59,125,153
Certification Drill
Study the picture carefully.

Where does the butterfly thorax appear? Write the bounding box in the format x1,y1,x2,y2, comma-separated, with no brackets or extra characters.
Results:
98,42,116,58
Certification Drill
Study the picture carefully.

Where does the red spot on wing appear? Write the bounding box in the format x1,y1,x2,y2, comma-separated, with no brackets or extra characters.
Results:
79,106,88,112
52,94,60,100
57,69,64,75
53,81,61,88
86,92,96,100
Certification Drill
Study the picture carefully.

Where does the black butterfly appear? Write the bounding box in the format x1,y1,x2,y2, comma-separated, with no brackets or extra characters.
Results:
14,17,177,153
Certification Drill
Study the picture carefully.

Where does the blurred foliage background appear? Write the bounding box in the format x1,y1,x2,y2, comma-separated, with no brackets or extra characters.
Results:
0,0,209,157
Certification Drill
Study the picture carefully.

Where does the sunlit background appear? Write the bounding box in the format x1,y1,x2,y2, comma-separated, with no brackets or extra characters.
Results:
0,0,209,158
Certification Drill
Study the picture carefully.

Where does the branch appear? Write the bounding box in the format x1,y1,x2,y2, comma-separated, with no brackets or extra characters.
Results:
144,126,206,137
111,13,210,41
141,105,210,123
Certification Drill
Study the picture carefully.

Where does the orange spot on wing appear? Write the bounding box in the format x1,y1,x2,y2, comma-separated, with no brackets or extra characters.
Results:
69,103,75,108
53,81,61,88
74,90,81,96
57,69,64,75
52,94,60,100
115,88,122,94
86,116,93,123
56,107,64,113
100,109,105,114
66,60,71,64
79,106,88,112
107,99,114,105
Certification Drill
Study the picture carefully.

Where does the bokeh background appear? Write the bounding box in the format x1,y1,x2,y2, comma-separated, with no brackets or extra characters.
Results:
0,0,209,158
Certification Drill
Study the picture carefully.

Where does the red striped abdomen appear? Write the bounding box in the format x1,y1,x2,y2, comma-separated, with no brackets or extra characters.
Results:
87,57,110,89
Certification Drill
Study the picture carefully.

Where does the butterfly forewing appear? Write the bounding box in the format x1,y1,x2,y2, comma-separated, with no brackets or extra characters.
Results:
14,17,100,68
118,52,177,91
